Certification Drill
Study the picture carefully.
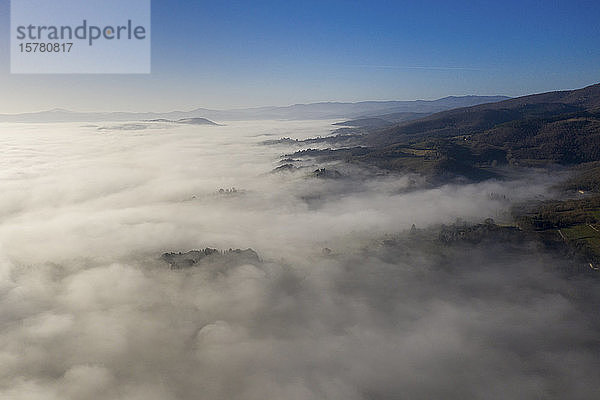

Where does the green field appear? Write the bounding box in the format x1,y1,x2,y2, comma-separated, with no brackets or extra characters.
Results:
516,196,600,263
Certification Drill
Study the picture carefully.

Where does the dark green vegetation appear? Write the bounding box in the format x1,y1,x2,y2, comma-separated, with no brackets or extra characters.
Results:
514,196,600,266
376,218,598,275
559,162,600,193
438,218,524,244
161,248,260,269
289,83,600,181
400,214,600,272
311,168,342,179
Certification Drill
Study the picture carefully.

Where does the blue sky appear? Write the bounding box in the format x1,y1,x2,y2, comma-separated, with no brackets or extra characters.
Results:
0,0,599,112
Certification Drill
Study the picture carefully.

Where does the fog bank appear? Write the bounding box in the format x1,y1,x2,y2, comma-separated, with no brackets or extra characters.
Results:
0,120,598,399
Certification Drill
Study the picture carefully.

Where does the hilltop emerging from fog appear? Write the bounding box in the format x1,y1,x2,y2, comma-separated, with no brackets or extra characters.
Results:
271,83,600,267
284,83,600,178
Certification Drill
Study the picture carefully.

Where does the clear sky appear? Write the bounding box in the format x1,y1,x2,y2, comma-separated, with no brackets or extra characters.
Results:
0,0,599,113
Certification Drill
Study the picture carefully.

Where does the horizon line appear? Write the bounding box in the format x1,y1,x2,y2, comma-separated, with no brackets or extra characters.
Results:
0,94,513,116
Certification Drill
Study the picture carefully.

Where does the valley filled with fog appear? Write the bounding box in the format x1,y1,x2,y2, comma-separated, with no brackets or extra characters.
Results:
1,120,598,400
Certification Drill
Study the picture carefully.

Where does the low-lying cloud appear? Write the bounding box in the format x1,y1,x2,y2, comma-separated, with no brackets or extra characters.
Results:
0,120,597,399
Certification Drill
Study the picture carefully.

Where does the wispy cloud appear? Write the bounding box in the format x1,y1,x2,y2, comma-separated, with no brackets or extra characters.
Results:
350,64,485,71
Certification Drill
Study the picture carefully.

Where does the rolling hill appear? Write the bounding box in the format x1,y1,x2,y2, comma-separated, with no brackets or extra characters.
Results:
308,83,600,178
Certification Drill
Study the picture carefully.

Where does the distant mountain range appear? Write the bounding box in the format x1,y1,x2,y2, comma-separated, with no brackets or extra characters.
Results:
0,96,509,123
285,83,600,181
359,82,600,164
